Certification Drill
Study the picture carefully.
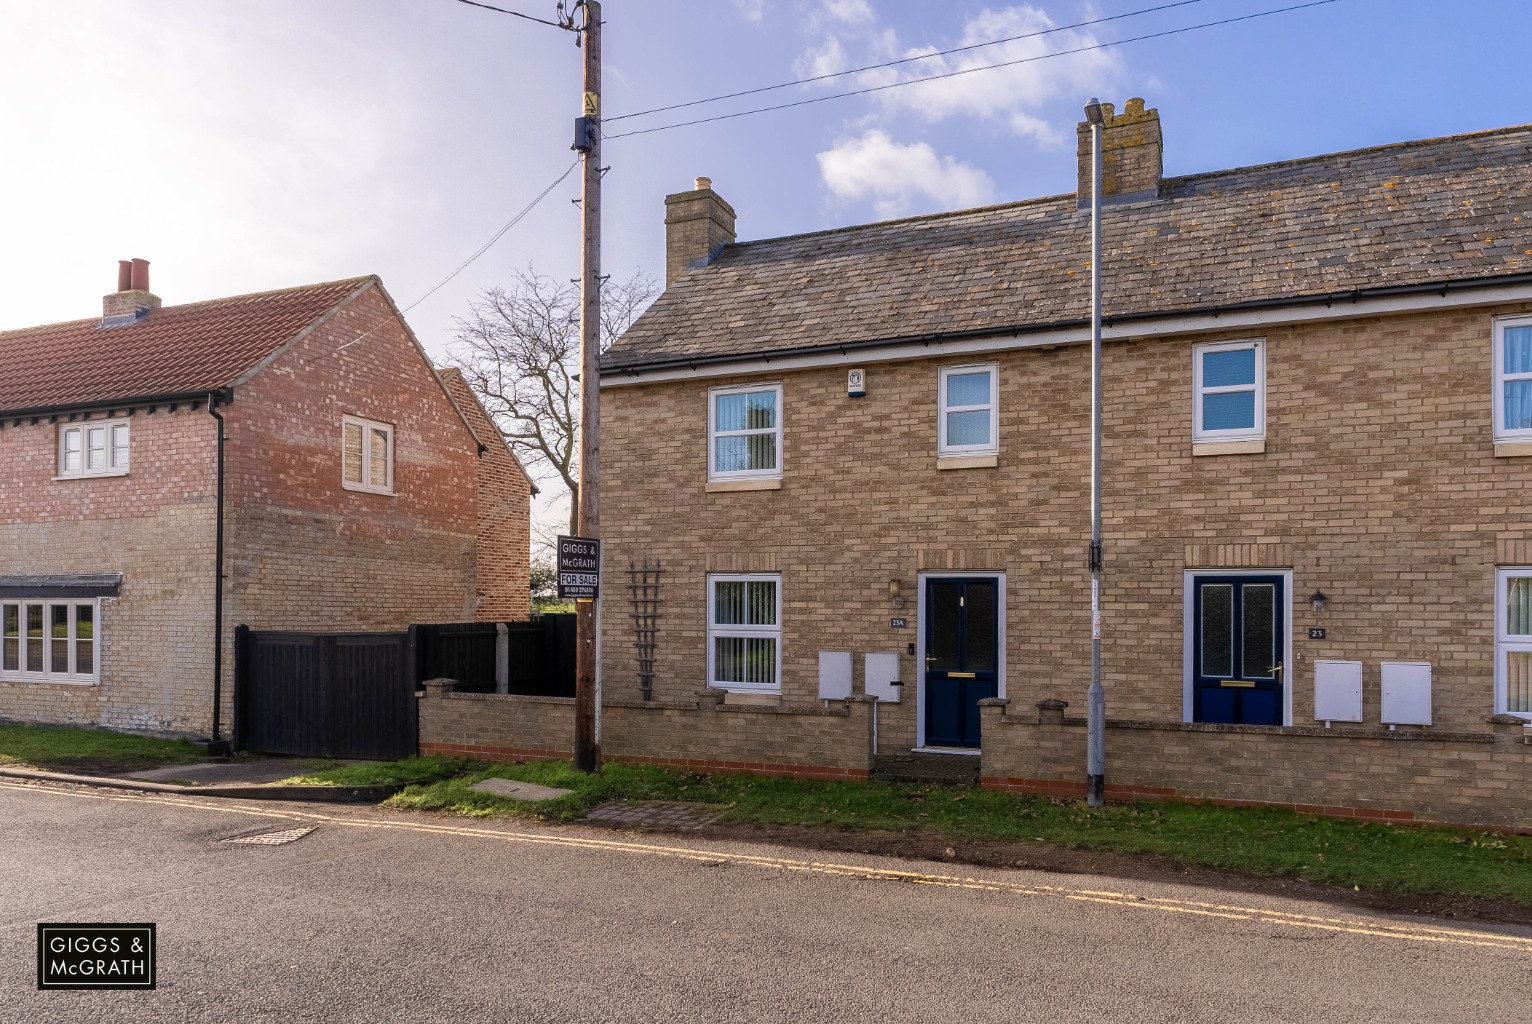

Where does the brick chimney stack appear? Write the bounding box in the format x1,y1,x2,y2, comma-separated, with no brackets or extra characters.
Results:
1077,97,1163,206
102,258,162,327
664,177,736,286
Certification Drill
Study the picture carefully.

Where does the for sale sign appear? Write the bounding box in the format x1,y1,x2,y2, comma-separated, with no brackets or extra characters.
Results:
557,536,601,601
37,924,156,990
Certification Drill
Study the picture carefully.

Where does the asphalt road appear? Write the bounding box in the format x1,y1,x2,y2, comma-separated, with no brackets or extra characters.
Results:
2,779,1529,1024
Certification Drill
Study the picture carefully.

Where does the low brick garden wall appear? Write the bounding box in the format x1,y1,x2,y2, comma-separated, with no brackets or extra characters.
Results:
980,698,1532,829
418,681,874,780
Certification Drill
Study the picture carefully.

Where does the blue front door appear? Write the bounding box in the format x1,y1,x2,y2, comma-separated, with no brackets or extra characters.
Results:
924,578,999,748
1193,575,1285,726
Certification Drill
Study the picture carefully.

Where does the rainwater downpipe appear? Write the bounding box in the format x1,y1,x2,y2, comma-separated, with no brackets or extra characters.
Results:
207,393,229,754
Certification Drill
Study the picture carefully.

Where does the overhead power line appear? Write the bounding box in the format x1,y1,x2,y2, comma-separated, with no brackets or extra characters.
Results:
606,0,1339,142
447,0,575,31
607,0,1209,123
333,160,580,355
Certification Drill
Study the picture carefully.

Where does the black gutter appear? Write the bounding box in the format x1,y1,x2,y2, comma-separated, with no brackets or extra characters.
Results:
206,392,230,756
600,270,1532,377
0,390,218,422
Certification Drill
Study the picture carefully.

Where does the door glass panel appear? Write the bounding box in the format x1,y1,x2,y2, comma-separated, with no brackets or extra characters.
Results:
75,605,94,676
965,583,997,673
1507,650,1532,714
928,583,962,672
1242,583,1276,679
1200,584,1233,677
2,604,16,672
26,604,43,672
50,605,70,673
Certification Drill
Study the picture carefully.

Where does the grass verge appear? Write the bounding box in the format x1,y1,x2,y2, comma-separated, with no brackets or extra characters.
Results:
0,722,205,774
289,756,1532,905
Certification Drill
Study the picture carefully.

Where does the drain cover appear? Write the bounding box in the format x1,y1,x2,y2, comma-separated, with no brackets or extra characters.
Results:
222,827,315,846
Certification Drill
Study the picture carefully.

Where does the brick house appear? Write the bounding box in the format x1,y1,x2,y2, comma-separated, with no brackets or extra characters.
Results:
578,101,1532,827
0,263,533,738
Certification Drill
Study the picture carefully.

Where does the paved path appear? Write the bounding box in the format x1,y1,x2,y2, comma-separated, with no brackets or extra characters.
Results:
1,778,1528,1023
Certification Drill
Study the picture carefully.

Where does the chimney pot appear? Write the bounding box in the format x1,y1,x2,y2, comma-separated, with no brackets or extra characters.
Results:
664,179,736,287
102,258,162,326
1077,96,1163,206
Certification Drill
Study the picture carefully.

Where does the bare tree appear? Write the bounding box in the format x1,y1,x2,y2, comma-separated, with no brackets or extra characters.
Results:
452,266,656,537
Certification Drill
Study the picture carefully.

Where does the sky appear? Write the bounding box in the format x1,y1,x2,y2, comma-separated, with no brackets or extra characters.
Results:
3,0,1529,529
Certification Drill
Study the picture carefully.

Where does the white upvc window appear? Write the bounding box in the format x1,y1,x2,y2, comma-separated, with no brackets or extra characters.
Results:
1493,316,1532,441
706,573,781,694
342,415,394,494
1495,568,1532,719
57,420,130,478
0,600,99,684
938,363,998,456
708,384,782,481
1192,339,1265,442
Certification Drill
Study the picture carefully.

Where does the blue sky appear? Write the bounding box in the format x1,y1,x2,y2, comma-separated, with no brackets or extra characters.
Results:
2,0,1527,508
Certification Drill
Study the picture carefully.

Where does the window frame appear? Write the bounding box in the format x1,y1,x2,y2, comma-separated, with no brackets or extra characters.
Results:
1494,567,1532,719
707,383,783,482
937,362,999,457
1493,316,1532,442
341,415,395,495
56,419,130,479
705,573,783,695
1192,339,1266,443
0,598,100,685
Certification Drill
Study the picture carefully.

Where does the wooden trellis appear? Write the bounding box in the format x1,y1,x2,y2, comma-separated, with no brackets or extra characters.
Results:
627,560,663,701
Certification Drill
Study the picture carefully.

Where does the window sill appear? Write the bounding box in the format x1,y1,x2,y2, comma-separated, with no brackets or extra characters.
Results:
1493,441,1532,458
936,454,998,470
705,477,782,493
53,471,129,481
721,691,781,707
342,482,395,495
0,677,98,687
1192,438,1266,457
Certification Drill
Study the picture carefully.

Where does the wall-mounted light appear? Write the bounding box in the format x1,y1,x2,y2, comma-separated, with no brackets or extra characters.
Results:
1310,590,1328,614
889,579,905,610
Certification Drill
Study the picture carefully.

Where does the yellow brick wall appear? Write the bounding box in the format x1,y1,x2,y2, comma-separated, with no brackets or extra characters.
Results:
600,301,1532,748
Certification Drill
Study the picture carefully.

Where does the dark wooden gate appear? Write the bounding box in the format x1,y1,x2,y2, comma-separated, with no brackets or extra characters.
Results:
234,626,415,759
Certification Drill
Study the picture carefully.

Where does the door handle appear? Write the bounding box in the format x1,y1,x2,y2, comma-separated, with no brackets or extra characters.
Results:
1270,663,1284,681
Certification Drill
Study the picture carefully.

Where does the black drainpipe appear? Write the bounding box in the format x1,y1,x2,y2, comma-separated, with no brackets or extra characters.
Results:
207,393,230,756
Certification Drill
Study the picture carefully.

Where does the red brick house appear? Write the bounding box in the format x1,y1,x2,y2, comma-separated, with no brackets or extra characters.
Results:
0,261,533,739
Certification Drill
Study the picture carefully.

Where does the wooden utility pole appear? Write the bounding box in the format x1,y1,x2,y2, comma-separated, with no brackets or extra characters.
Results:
573,0,603,772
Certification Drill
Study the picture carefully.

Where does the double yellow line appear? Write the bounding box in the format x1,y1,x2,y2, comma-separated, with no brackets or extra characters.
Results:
7,779,1531,954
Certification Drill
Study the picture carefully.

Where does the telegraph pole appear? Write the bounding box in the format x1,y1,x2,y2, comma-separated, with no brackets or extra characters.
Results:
1084,98,1106,807
573,0,602,772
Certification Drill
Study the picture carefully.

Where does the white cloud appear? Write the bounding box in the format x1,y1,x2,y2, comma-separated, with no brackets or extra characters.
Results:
814,0,875,26
818,130,995,218
732,0,767,23
872,6,1120,142
794,35,848,79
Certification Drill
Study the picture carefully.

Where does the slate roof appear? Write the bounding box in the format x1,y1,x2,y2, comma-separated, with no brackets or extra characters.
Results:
604,124,1532,373
0,277,372,414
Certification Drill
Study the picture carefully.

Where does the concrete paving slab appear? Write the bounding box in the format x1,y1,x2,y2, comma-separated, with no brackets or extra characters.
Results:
470,778,574,801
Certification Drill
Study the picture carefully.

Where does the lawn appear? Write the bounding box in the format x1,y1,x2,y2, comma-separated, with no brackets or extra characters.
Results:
287,755,1532,906
0,722,205,774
